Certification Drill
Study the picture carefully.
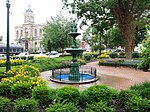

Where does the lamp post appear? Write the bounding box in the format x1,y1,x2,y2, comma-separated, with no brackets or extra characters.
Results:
6,0,11,72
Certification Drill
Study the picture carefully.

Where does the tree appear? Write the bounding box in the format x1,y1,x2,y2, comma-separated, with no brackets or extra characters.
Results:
62,0,150,59
106,25,124,48
42,13,72,52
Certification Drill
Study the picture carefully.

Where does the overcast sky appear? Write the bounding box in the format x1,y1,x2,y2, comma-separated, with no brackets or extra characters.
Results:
0,0,70,43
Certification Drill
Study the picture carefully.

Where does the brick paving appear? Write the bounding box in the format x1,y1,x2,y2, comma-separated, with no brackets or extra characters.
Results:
40,61,150,91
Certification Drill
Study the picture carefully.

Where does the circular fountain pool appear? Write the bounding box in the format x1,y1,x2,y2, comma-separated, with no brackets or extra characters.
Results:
50,67,99,84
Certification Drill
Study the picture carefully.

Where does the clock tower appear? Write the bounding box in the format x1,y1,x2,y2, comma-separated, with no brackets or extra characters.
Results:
24,5,34,24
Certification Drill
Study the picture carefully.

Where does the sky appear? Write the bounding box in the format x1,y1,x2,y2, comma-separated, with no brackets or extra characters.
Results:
0,0,70,43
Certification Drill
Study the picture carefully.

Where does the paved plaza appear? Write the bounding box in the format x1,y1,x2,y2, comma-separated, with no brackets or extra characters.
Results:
40,61,150,91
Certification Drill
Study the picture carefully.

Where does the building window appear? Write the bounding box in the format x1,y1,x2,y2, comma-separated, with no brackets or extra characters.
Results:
34,29,37,37
39,29,42,37
16,30,19,38
25,28,28,37
20,30,23,37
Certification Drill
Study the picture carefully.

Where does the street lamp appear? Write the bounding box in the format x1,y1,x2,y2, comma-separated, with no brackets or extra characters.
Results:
6,0,11,72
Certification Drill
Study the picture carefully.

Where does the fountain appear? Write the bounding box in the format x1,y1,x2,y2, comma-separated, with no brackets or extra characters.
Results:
50,7,99,84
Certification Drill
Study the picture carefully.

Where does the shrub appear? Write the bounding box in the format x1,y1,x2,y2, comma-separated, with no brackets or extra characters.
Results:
130,82,150,99
84,53,91,61
56,86,80,104
109,52,118,58
120,60,139,68
118,90,135,105
20,56,26,60
92,53,99,59
0,59,25,67
20,65,40,77
46,101,79,112
1,74,46,88
0,96,11,112
77,58,86,65
6,65,40,77
14,98,38,112
132,52,141,58
126,96,150,112
11,82,32,98
27,56,34,60
98,59,103,65
0,83,11,96
32,85,55,104
80,85,118,105
101,61,120,67
138,37,150,71
85,101,114,112
118,52,126,58
140,88,150,99
97,53,109,59
6,68,19,77
0,73,7,82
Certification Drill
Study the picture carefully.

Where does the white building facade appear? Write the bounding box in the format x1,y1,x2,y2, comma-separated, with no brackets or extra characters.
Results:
14,5,45,52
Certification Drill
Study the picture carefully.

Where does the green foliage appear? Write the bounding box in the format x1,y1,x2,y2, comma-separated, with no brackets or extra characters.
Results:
77,58,86,65
0,73,7,81
85,101,114,112
11,82,32,98
132,52,142,58
32,85,55,104
83,53,91,61
138,37,150,71
6,67,19,77
106,26,124,48
80,85,118,105
46,102,79,112
130,82,150,99
99,59,140,68
19,65,40,77
0,96,11,112
27,56,72,71
14,98,38,112
42,13,72,52
0,59,25,67
6,65,40,77
126,96,150,112
118,90,135,105
118,52,126,58
56,86,80,104
109,52,118,58
0,83,10,96
62,0,150,59
97,53,109,59
27,56,34,60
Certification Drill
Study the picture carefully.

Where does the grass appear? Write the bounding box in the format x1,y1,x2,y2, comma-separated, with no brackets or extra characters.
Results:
0,56,72,73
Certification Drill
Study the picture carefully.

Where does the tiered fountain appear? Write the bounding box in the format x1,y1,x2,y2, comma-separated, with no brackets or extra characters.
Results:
50,9,99,84
64,20,85,81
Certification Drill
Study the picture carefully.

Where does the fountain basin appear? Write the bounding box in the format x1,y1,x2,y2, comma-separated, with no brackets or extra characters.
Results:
50,67,99,84
64,48,85,54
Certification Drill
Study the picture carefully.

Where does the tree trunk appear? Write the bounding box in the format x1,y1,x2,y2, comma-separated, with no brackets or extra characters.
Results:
112,2,136,60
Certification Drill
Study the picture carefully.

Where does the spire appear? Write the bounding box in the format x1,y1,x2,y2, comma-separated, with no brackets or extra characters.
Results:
26,5,33,13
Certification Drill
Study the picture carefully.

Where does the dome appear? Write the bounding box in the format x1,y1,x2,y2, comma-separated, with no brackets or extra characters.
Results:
25,5,33,13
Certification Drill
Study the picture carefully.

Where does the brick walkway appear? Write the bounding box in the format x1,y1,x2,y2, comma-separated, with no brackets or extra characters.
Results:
40,61,150,91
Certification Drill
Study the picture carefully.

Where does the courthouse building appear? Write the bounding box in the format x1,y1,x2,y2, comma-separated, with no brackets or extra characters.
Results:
14,5,45,52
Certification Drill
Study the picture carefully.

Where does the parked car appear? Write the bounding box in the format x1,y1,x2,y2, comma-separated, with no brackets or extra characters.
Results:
0,54,6,60
46,51,58,55
112,48,124,53
17,52,29,56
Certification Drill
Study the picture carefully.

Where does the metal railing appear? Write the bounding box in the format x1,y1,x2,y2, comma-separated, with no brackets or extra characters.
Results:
52,66,97,82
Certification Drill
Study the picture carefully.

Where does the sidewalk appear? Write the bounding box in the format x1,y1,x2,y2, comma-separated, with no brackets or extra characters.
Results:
40,61,150,91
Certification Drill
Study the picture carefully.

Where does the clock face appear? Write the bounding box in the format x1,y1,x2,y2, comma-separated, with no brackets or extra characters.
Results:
26,17,30,22
25,16,34,23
